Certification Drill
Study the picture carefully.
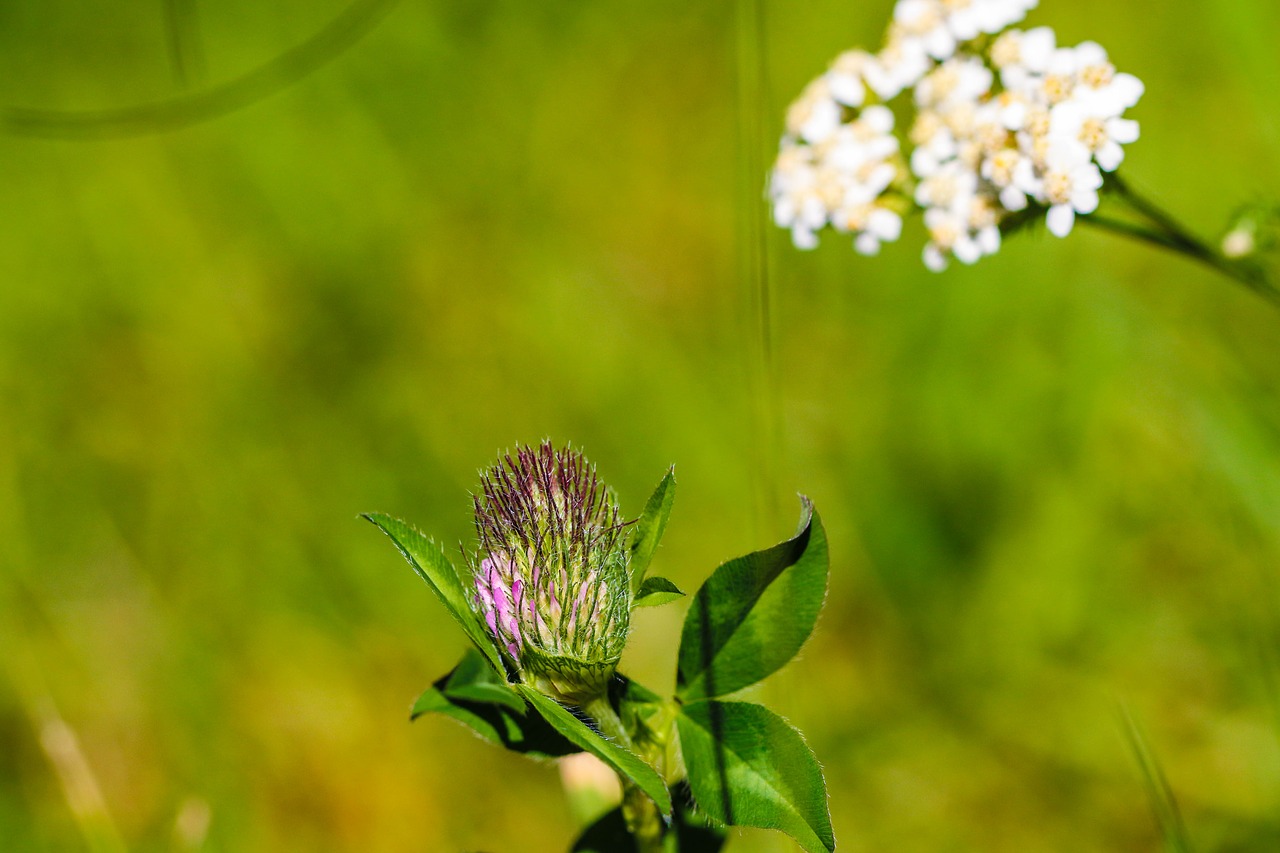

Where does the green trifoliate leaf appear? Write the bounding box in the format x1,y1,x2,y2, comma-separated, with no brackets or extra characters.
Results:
676,498,828,701
633,576,685,608
517,685,672,815
410,652,579,758
629,467,676,595
362,512,503,673
677,700,833,853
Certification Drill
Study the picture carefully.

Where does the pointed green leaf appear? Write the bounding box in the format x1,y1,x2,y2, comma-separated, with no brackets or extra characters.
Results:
362,512,502,672
677,700,833,853
634,576,685,608
441,647,524,713
676,499,827,701
517,686,672,815
411,683,506,741
411,654,579,758
629,467,676,595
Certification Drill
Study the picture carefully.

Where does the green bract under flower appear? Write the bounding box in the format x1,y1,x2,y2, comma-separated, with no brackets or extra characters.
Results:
471,442,631,704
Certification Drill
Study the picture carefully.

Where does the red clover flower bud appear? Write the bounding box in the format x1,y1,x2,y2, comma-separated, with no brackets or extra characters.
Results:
471,442,631,704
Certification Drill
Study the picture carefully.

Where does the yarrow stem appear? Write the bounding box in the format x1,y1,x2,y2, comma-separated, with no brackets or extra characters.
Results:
1085,176,1280,309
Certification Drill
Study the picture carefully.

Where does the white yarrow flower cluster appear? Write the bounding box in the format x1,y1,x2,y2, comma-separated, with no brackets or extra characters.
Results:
893,0,1039,64
770,0,1144,271
770,66,906,255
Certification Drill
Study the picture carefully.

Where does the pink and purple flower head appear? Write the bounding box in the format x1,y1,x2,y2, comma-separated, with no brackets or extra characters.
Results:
470,442,631,703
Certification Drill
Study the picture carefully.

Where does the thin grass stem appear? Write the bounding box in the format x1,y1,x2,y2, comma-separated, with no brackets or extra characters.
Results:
1118,702,1195,853
735,0,782,534
161,0,206,87
2,0,401,138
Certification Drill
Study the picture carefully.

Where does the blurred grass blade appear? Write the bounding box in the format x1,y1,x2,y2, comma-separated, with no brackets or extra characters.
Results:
1120,703,1195,853
734,0,781,534
362,513,503,672
1,0,402,138
162,0,205,87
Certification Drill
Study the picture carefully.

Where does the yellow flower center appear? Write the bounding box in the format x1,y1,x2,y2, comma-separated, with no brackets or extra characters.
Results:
1081,63,1115,89
1043,75,1073,104
990,33,1021,68
912,111,943,146
1079,118,1108,151
987,149,1020,186
1044,172,1074,205
929,221,961,250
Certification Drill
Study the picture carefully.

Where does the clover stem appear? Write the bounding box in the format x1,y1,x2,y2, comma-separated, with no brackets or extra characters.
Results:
581,696,666,853
1091,175,1280,310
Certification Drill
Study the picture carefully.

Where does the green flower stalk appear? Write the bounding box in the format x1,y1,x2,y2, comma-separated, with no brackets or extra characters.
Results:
470,442,631,705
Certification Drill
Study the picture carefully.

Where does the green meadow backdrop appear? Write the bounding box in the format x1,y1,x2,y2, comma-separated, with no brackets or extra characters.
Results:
3,0,1280,850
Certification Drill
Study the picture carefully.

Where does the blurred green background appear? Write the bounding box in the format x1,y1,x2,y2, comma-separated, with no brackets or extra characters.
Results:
3,0,1280,850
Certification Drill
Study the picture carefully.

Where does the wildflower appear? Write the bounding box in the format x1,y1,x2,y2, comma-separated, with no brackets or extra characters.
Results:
827,50,875,107
981,147,1031,210
1031,145,1104,237
990,26,1056,79
771,144,830,250
471,442,631,704
786,78,842,144
866,29,932,99
894,0,958,62
771,3,1143,270
1068,41,1145,116
844,204,905,256
893,0,1039,63
770,99,906,252
1049,101,1140,172
920,191,1001,269
914,159,978,211
914,56,994,112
